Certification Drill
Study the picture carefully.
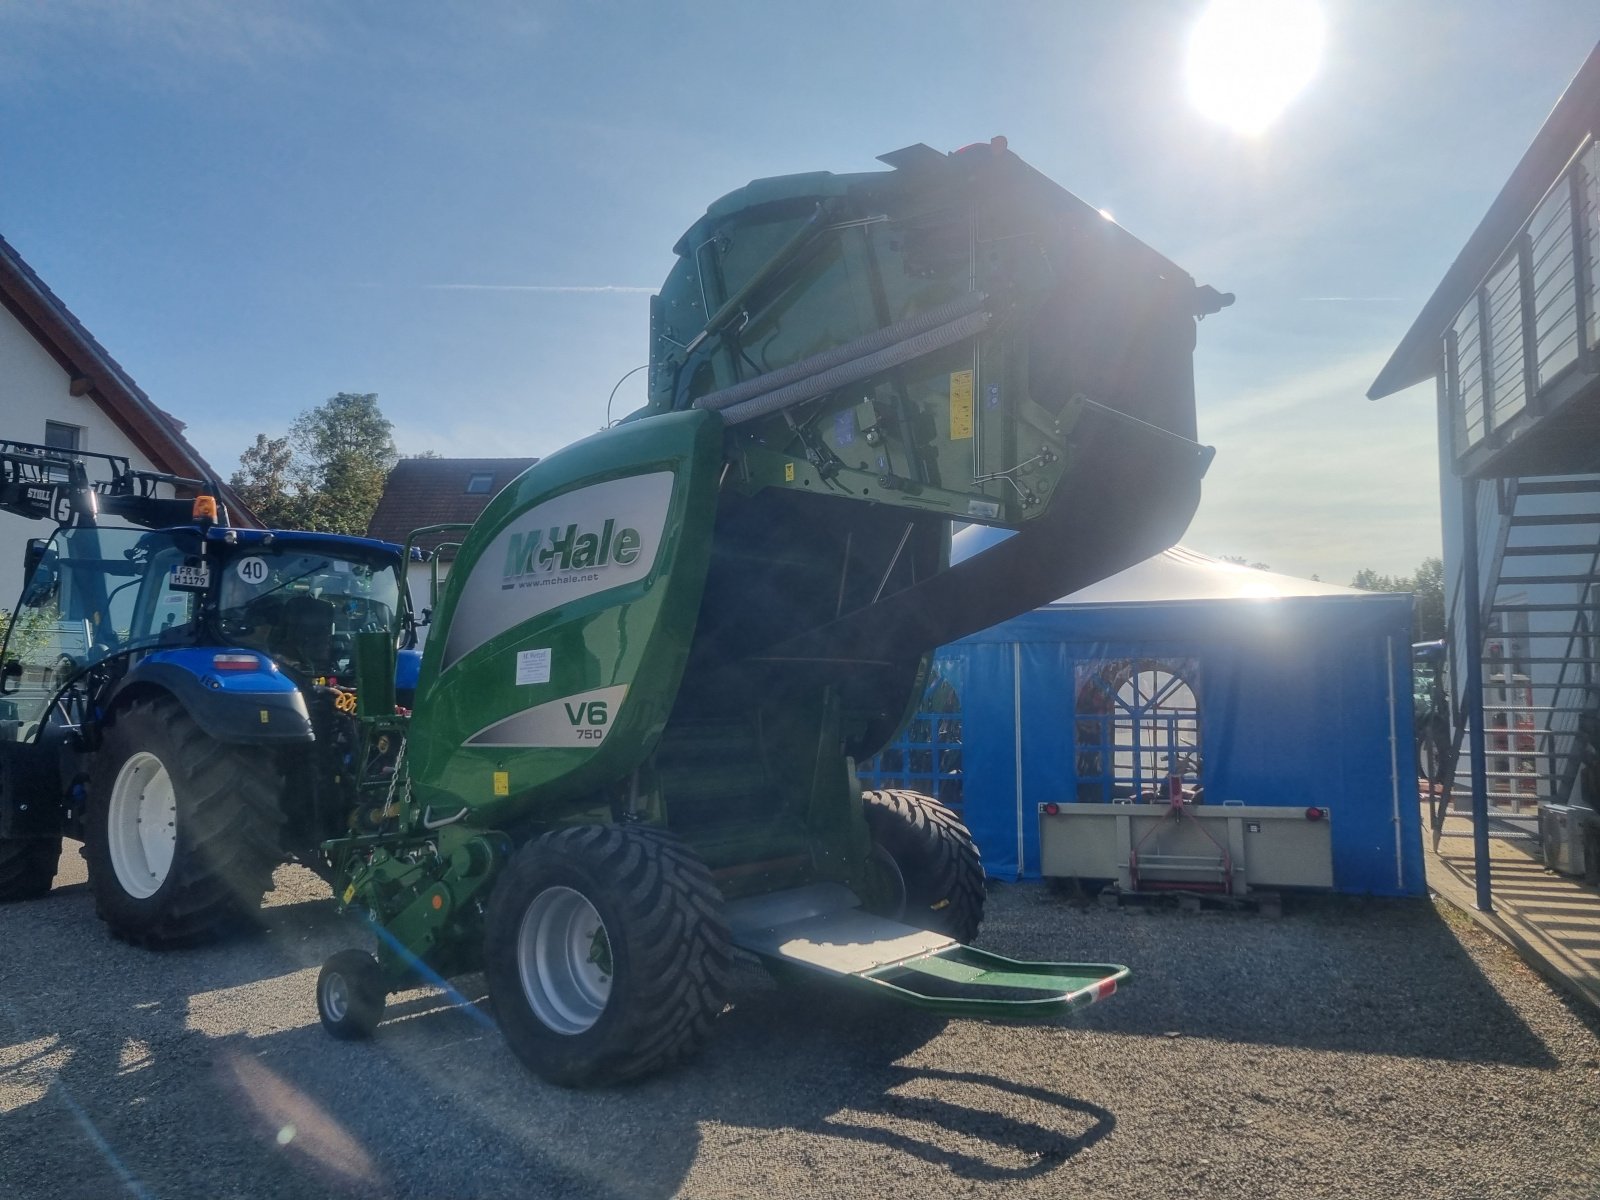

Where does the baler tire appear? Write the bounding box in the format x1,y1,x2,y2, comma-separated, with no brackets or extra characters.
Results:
863,788,985,944
85,695,285,948
484,824,733,1088
0,836,60,901
317,949,386,1039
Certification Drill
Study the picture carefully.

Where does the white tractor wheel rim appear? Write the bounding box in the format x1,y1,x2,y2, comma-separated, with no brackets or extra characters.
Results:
324,974,351,1023
106,751,177,899
516,885,612,1035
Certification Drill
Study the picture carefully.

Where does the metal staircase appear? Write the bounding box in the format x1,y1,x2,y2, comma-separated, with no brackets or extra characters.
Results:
1434,475,1600,845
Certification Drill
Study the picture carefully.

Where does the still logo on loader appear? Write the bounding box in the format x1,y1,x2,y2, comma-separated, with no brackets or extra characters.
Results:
501,518,642,590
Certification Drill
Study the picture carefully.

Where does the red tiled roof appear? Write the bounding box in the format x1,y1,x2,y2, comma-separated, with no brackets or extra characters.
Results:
366,456,538,556
0,233,261,525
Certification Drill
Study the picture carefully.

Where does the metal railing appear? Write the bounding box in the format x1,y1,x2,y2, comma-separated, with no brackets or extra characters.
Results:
1444,138,1599,461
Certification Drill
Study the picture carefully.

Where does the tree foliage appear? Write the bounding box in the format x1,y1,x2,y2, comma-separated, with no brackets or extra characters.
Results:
230,393,397,535
1349,556,1445,642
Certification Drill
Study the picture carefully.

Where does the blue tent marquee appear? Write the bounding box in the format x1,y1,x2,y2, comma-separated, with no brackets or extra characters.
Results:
862,535,1426,897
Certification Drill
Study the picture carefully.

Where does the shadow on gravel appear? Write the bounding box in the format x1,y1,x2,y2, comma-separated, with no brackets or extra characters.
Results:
2,885,1119,1200
982,883,1561,1069
683,976,1116,1182
808,1067,1115,1179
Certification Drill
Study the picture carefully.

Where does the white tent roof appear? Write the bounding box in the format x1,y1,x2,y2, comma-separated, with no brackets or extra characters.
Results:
951,526,1366,605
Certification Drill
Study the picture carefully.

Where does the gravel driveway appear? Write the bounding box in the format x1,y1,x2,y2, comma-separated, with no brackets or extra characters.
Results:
2,848,1598,1199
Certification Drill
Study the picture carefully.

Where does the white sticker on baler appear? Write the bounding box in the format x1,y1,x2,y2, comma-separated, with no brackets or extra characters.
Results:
465,685,627,748
440,472,674,672
515,648,551,685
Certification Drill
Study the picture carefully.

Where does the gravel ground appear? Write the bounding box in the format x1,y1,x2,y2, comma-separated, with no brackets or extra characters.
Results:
2,848,1599,1200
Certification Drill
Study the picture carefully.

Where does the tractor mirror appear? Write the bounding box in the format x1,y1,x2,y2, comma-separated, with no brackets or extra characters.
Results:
22,538,47,579
0,660,21,696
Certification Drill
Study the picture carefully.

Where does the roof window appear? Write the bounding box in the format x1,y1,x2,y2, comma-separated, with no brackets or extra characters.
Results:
465,472,494,495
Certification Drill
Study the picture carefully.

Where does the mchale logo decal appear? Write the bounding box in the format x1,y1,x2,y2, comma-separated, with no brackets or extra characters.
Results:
501,518,643,591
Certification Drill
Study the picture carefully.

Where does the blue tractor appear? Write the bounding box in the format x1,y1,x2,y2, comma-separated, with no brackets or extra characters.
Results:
0,440,416,945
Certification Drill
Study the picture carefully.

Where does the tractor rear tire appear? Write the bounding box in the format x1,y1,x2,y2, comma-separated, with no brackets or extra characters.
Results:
85,696,285,948
0,836,60,901
484,824,733,1088
863,789,985,944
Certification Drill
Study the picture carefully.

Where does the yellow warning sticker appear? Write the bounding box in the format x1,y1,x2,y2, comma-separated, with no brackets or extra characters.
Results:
949,370,974,440
784,462,796,482
341,884,356,905
493,770,510,797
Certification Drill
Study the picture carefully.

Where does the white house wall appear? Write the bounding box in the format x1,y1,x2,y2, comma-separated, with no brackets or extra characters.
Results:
0,307,164,607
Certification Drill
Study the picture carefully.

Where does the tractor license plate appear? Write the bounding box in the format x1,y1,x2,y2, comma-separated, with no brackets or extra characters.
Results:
170,564,211,590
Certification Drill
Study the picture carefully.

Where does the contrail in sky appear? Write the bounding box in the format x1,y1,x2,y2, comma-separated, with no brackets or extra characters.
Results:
420,283,656,294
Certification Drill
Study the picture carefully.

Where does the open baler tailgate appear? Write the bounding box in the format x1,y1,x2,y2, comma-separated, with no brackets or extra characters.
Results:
650,139,1223,683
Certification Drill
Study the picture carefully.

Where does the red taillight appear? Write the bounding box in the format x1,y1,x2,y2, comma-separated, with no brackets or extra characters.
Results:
1305,806,1324,821
212,654,259,671
1043,802,1060,816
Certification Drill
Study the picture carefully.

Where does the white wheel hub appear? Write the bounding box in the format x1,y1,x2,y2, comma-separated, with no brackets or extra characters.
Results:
106,751,177,899
516,885,612,1035
323,973,352,1022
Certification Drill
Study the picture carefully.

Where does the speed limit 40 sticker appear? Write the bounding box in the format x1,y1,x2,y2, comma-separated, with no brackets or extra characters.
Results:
235,556,269,585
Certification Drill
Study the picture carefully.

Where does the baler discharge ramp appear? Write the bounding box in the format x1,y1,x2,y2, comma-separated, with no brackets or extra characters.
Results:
728,884,1128,1018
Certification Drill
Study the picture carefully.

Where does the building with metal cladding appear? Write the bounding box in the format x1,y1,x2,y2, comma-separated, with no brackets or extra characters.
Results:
862,530,1423,897
1369,42,1600,901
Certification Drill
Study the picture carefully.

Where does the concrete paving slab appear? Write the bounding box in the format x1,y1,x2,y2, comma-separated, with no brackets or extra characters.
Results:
1425,804,1600,1013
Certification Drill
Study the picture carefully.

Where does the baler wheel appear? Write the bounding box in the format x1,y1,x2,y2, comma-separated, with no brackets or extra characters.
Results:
0,835,60,901
84,696,284,948
863,789,985,944
317,950,386,1039
484,824,733,1087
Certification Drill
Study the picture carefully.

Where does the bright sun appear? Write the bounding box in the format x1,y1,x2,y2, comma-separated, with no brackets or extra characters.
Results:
1186,0,1325,135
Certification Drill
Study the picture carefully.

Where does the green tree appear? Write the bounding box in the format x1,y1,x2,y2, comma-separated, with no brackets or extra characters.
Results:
290,393,397,535
1348,556,1445,642
230,393,397,535
231,433,313,529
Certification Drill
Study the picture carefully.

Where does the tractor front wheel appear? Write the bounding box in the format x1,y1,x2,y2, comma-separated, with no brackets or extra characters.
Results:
863,789,985,944
85,696,285,947
484,824,733,1087
0,835,60,901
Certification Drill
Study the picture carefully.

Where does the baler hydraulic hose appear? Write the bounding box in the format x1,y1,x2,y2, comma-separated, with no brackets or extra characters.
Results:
693,290,990,414
708,307,993,427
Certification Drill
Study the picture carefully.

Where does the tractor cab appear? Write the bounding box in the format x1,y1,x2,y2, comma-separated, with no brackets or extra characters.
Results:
0,522,406,739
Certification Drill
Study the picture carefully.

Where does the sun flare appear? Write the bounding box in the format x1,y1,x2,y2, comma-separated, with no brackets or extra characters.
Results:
1186,0,1325,135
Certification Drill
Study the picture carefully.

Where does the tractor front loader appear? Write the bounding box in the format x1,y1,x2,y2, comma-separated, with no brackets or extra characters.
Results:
312,139,1229,1085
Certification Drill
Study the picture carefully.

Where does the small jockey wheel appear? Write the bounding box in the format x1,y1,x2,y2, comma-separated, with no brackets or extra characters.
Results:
317,949,386,1039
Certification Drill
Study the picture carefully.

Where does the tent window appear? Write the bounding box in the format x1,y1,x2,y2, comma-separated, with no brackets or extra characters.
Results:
1075,658,1202,803
860,667,964,812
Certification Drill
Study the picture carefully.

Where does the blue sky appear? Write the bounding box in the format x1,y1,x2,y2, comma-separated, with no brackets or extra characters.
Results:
2,1,1596,582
